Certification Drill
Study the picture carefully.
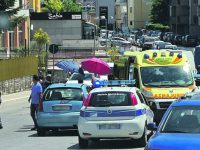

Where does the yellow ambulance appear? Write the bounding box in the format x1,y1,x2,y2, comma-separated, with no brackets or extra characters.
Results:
113,50,196,122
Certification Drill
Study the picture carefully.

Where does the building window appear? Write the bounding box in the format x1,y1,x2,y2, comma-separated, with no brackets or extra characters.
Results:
177,0,180,5
9,31,14,50
177,16,180,23
130,21,133,25
130,7,132,13
193,16,198,25
194,0,197,4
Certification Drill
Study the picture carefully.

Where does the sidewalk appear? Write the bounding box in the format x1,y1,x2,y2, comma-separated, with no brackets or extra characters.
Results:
2,90,31,102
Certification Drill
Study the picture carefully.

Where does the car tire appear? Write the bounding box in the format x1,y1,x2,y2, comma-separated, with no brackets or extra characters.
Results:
78,134,88,149
37,127,46,136
137,127,147,147
91,138,100,143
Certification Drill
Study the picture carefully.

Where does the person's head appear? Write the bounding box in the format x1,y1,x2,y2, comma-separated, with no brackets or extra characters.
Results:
32,75,39,84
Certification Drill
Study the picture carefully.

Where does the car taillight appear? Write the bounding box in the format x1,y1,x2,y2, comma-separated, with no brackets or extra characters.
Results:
130,93,138,106
38,99,43,112
83,94,91,107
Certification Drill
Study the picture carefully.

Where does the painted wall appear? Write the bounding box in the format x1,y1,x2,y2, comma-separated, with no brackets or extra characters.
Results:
0,56,38,81
128,0,151,29
31,20,82,44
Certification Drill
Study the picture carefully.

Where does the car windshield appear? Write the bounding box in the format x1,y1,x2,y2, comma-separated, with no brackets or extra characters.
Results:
44,88,83,101
161,106,200,134
89,92,132,107
69,73,93,80
140,66,193,87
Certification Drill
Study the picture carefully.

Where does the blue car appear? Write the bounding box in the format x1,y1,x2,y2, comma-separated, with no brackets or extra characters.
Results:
146,93,200,150
36,83,90,136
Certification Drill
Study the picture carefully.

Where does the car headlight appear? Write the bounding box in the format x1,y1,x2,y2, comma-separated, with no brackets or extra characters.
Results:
142,89,153,98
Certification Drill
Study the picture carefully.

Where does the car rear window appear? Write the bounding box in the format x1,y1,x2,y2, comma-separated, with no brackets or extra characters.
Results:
89,92,131,107
44,88,83,101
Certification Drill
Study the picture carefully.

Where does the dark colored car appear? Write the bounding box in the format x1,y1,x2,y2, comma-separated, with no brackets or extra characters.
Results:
173,35,183,45
182,35,198,47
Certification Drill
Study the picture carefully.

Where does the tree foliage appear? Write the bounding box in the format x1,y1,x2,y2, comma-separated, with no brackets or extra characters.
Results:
0,0,24,29
34,28,50,50
150,0,170,25
34,28,50,71
145,23,170,31
62,0,81,12
43,0,81,13
43,0,63,13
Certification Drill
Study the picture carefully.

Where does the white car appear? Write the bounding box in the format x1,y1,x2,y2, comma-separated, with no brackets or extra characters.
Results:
78,86,154,148
67,72,94,86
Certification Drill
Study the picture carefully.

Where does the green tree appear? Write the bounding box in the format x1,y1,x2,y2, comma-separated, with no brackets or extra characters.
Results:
62,0,81,12
0,0,24,29
43,0,63,13
34,28,50,72
150,0,170,25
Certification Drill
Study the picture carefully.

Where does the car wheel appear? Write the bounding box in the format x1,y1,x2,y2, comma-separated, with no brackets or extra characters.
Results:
37,127,46,136
91,138,100,143
78,134,88,149
52,129,59,135
137,127,147,147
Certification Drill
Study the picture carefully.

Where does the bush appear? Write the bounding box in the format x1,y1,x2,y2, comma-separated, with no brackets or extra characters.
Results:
145,23,170,32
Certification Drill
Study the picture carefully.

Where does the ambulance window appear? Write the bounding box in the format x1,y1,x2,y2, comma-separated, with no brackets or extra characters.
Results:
134,68,140,88
136,90,146,104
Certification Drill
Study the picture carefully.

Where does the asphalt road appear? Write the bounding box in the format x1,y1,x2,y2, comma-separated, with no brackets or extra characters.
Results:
0,91,144,150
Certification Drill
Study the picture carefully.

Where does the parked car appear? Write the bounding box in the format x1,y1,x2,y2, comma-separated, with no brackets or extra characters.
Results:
146,93,200,150
36,83,90,136
164,44,178,50
182,35,198,47
173,35,183,45
127,34,136,45
141,37,159,50
67,72,94,87
78,86,154,148
110,37,131,47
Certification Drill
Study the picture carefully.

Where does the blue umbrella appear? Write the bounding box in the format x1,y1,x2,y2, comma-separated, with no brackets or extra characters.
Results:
55,60,79,73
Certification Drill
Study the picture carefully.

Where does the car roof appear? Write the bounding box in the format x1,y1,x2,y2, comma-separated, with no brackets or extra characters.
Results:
90,87,138,94
47,83,85,89
171,99,200,107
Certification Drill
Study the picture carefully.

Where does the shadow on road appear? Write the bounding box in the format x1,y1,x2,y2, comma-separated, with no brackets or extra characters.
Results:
28,129,78,137
68,139,143,149
15,125,35,132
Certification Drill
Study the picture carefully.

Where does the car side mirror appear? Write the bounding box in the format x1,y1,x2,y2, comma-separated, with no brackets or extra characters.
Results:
147,122,157,131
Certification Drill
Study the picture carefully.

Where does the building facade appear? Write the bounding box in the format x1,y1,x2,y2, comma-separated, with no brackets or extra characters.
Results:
1,0,30,57
127,0,151,29
115,0,128,32
95,0,115,30
170,0,200,35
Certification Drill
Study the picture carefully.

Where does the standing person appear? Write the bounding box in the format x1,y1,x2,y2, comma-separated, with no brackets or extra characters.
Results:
28,75,43,130
0,91,2,129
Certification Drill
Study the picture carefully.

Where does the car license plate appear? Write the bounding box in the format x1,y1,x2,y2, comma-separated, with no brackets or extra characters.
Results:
99,124,120,130
52,105,71,111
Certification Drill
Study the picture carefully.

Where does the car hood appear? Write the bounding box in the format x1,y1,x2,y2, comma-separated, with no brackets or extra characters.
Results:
148,133,200,150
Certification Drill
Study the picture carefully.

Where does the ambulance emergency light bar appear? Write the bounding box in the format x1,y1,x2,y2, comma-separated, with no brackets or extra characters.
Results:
93,80,136,88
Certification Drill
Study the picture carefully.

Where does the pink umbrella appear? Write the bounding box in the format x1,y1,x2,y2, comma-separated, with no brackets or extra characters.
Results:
81,57,111,75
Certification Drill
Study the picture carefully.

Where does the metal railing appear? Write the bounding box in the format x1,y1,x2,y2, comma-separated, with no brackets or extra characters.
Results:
0,76,32,95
